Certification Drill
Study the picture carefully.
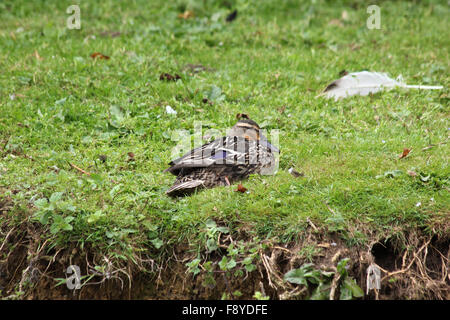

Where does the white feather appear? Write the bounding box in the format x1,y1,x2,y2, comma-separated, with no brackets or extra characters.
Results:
319,71,443,100
166,180,205,195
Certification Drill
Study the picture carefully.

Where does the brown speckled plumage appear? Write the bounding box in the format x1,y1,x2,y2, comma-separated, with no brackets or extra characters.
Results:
165,117,279,197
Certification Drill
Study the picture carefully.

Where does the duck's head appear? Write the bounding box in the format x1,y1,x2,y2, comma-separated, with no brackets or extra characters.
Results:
230,114,280,153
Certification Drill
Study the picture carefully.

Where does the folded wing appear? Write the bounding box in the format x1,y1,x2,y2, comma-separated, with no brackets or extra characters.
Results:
165,136,264,175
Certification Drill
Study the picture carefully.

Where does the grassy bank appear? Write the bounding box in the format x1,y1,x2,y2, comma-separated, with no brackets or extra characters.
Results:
0,0,448,299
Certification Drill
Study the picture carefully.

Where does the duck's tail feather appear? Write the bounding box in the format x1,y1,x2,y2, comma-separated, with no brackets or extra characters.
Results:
166,179,205,197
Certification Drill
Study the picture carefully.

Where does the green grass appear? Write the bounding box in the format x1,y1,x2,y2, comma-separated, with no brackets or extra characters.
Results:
0,0,449,296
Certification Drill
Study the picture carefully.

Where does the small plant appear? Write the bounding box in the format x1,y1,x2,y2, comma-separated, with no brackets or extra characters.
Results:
204,219,229,252
185,221,263,294
253,291,270,300
186,258,201,276
335,258,364,300
284,258,364,300
33,192,76,234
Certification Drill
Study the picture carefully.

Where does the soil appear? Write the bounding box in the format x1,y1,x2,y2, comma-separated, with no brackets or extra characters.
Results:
0,199,448,300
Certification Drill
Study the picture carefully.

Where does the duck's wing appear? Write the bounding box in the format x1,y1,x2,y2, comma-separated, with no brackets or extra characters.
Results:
165,136,257,175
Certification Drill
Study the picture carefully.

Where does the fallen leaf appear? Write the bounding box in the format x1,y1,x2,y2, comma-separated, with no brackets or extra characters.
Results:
99,31,121,38
349,43,361,51
90,52,110,60
98,155,108,163
278,106,287,114
33,50,43,61
178,10,194,19
226,10,238,23
205,85,224,103
288,167,304,178
407,170,417,177
399,148,412,159
183,63,207,74
235,184,247,193
159,73,181,81
328,19,343,27
49,165,60,173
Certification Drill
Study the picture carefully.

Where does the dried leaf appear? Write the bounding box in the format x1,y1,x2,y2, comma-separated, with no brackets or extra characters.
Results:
328,19,343,27
99,31,121,38
399,148,412,159
349,43,361,51
50,165,60,173
407,170,417,177
33,50,43,61
98,155,108,163
278,106,287,114
226,10,238,23
183,63,206,74
178,10,194,19
90,52,110,60
235,184,247,193
205,85,224,102
288,167,304,178
159,73,181,81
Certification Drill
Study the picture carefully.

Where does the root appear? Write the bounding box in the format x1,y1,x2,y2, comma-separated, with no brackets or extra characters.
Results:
369,234,449,299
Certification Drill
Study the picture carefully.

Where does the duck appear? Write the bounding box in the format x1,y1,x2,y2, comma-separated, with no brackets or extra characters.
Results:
165,114,279,197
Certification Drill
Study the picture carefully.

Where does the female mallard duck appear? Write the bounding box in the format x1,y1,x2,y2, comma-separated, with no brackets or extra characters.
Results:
165,115,279,197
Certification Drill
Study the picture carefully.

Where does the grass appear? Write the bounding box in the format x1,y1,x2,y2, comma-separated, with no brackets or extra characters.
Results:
0,0,449,299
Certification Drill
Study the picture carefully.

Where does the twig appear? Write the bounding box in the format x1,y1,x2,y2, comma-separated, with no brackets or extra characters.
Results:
306,217,319,232
260,253,274,288
329,270,341,300
273,246,292,254
69,163,91,176
0,227,15,252
421,140,447,151
322,201,337,215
